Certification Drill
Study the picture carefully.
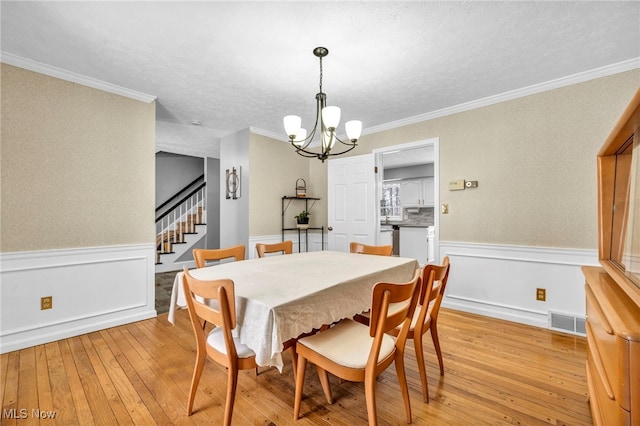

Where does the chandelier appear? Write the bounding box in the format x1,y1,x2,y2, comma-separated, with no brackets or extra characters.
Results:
283,47,362,162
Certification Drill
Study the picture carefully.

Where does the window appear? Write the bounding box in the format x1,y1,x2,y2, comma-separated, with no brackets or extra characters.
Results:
381,182,402,220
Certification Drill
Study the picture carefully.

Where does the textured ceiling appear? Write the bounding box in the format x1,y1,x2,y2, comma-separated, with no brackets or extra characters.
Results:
2,1,639,159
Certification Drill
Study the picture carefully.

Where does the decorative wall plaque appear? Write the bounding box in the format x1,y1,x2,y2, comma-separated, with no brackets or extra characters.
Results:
226,167,241,199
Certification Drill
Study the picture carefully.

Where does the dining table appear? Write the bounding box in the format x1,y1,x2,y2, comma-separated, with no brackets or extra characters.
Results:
168,250,419,371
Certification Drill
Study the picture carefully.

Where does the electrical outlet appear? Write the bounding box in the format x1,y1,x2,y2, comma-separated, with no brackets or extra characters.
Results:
442,204,449,214
536,288,546,302
41,296,53,310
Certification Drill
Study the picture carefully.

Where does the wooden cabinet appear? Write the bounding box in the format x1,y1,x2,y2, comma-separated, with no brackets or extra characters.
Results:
584,89,640,426
583,267,639,426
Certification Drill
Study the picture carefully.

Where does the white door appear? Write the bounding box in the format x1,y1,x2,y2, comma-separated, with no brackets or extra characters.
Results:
328,154,376,252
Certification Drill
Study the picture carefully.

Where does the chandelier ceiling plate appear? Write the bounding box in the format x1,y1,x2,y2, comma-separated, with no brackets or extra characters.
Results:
313,47,329,58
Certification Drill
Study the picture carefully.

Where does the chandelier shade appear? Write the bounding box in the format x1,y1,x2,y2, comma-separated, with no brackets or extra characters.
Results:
283,47,362,162
284,115,302,139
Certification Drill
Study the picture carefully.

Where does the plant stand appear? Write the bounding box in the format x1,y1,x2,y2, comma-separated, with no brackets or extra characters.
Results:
282,196,324,252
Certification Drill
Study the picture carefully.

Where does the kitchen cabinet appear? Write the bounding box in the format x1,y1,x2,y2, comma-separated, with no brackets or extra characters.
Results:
399,226,428,265
422,177,434,206
378,228,393,246
401,177,434,207
401,180,421,207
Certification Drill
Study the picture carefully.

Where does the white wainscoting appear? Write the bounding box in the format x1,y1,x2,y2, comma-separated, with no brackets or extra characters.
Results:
439,241,598,331
0,244,156,354
248,232,326,259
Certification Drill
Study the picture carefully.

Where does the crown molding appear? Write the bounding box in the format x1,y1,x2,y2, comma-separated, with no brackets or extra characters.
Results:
254,58,640,141
1,51,156,103
5,50,636,138
249,126,283,141
363,57,640,136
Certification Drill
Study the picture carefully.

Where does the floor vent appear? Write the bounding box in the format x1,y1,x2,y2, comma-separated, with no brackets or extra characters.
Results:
549,311,586,336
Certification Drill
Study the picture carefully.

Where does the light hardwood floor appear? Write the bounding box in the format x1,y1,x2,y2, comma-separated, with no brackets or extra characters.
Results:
1,308,592,425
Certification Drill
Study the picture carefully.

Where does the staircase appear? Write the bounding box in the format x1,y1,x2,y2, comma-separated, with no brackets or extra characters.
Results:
156,180,207,273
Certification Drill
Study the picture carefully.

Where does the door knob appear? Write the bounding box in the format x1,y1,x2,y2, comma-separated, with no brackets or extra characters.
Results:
328,226,333,231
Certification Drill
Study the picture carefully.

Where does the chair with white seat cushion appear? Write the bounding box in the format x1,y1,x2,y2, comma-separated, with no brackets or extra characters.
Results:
357,256,451,403
293,269,421,425
182,266,257,425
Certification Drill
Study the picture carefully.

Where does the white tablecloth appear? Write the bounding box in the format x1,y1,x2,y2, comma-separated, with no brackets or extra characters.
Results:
168,250,419,370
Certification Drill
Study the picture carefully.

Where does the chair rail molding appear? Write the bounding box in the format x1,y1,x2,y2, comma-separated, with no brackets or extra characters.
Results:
439,241,598,332
0,243,156,354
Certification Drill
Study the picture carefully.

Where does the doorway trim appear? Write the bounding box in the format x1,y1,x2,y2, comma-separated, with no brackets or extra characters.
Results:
373,137,440,262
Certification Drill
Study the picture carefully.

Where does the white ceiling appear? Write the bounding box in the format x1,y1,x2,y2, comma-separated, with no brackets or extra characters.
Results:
2,1,639,159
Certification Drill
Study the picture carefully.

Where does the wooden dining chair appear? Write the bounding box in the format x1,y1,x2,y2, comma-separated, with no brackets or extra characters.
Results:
182,267,257,425
256,240,293,258
192,245,245,268
349,242,393,256
386,256,450,402
293,269,421,425
191,245,244,331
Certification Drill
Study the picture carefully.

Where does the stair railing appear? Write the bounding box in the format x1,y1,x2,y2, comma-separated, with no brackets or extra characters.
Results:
156,174,204,219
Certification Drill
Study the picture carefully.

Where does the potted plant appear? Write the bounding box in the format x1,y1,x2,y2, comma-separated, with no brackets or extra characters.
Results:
295,210,310,227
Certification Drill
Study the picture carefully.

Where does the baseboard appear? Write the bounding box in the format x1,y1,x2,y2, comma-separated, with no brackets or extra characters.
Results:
439,241,598,333
0,244,156,354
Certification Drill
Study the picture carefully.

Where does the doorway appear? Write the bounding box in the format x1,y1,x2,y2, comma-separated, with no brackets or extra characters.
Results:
374,138,439,263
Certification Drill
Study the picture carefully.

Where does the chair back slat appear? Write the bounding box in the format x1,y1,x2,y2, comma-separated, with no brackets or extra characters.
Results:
369,269,421,336
182,268,236,330
193,245,245,268
256,240,293,258
366,268,420,370
349,242,393,256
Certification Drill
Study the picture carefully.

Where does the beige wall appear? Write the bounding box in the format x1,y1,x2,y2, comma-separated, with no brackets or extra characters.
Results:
310,70,638,250
248,133,312,235
1,64,156,252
